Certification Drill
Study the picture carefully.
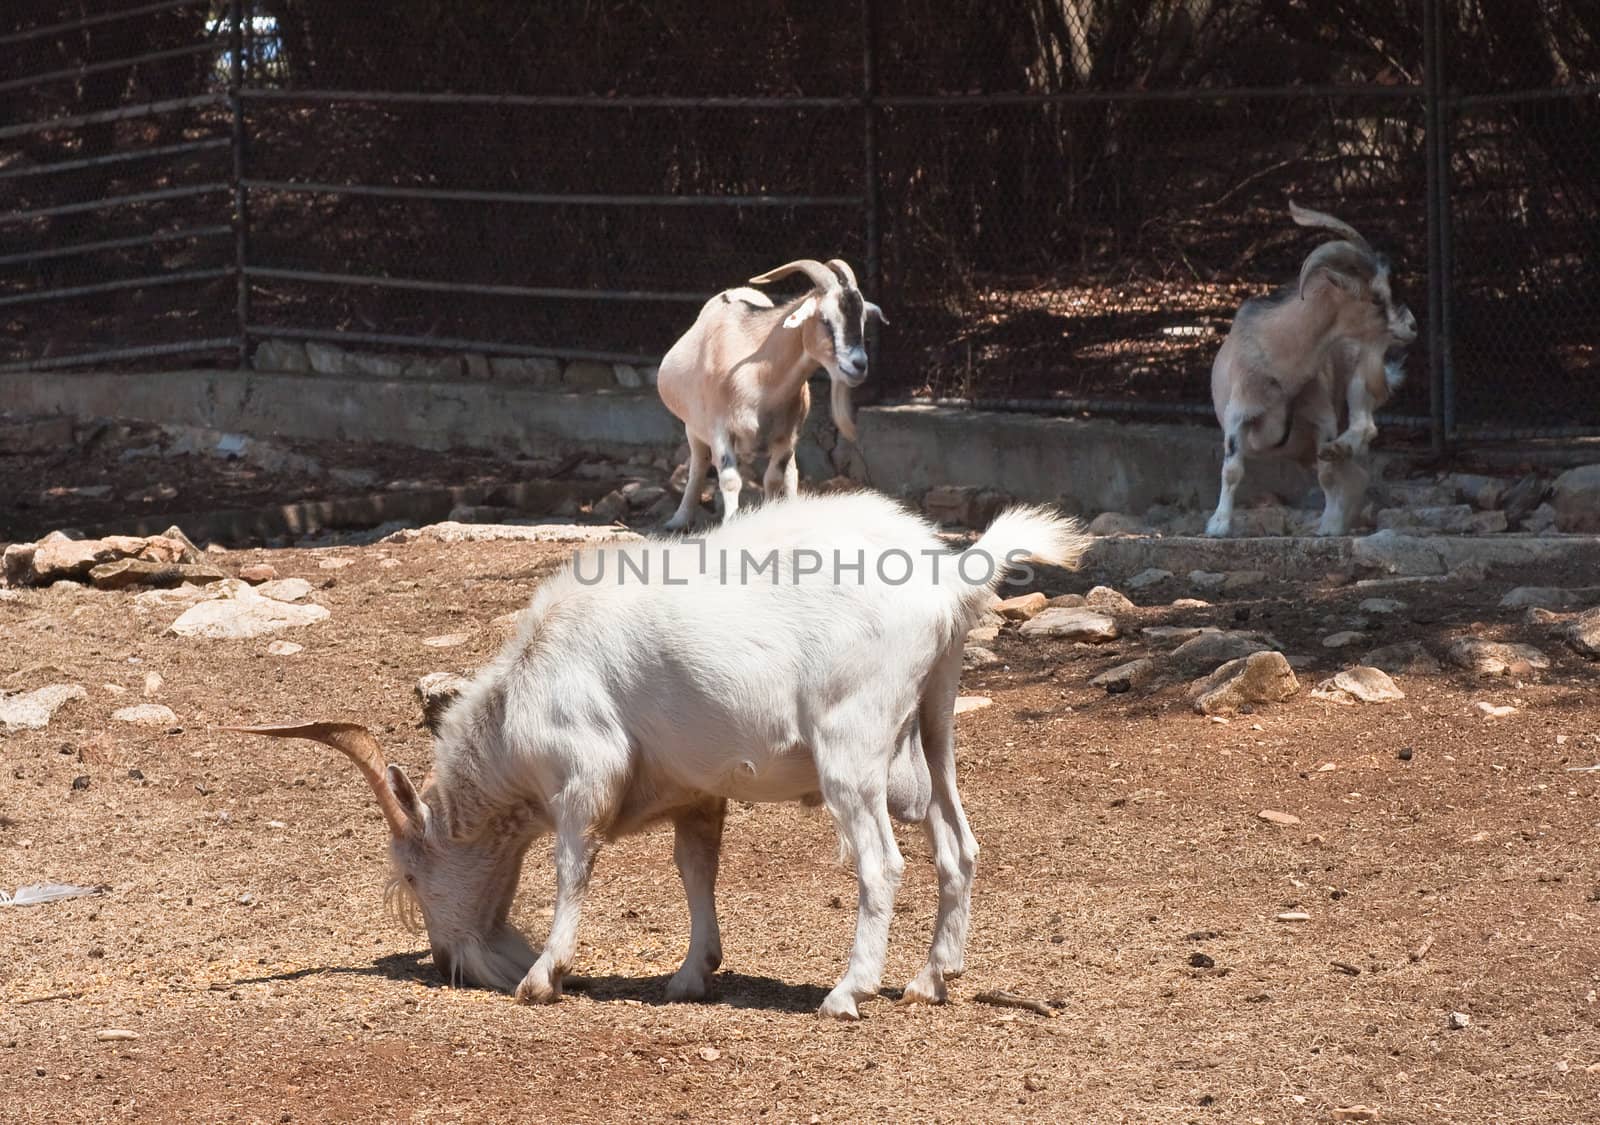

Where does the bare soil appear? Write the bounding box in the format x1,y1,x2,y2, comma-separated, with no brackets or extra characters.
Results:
2,528,1599,1124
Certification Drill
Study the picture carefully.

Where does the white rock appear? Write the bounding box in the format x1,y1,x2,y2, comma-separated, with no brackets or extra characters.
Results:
1188,570,1226,593
1448,638,1550,676
1083,585,1135,613
317,557,354,570
1499,586,1594,610
383,521,641,545
1312,666,1405,704
1170,630,1268,672
1448,1011,1472,1030
255,578,314,603
1362,640,1441,675
0,683,87,731
1472,701,1516,718
143,672,163,697
1358,597,1406,614
112,703,178,726
953,695,992,716
963,646,1000,669
1188,651,1299,716
1567,608,1600,658
168,587,330,640
1142,625,1217,645
1551,464,1600,532
1018,607,1119,642
266,641,303,656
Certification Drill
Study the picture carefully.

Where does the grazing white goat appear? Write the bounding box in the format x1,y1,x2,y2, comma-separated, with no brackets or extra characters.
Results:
227,491,1088,1020
1206,201,1418,537
656,258,885,530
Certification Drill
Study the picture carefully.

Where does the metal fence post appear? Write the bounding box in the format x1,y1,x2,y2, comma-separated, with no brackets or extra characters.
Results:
861,0,882,335
1423,0,1447,456
228,0,251,369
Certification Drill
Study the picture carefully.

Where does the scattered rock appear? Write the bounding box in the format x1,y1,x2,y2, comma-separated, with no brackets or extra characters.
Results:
994,592,1048,620
111,703,179,726
1083,585,1134,613
94,1029,140,1043
1125,568,1172,591
1564,608,1600,658
953,695,992,716
591,490,628,521
1142,625,1216,645
1170,631,1268,673
1442,472,1507,511
1312,666,1405,704
1170,597,1211,609
1258,809,1301,827
1522,503,1559,535
624,485,667,511
255,578,314,603
1352,530,1446,576
1448,638,1550,677
1188,570,1226,593
1331,1106,1380,1122
1472,701,1516,719
317,557,354,570
0,684,87,731
1275,911,1311,923
1018,608,1119,642
1375,504,1483,535
489,356,561,385
26,536,121,584
1228,506,1289,537
1358,597,1406,614
1086,512,1150,537
88,559,225,591
1500,586,1595,610
1220,570,1268,595
963,646,1000,669
1322,631,1367,649
1551,464,1600,532
923,485,1009,528
1362,640,1441,675
1448,1011,1471,1030
416,672,472,732
143,672,163,697
967,624,999,644
266,641,303,656
1188,651,1299,716
1044,593,1085,609
1089,658,1156,692
168,585,331,640
1499,473,1546,528
238,564,278,584
695,1046,721,1063
422,633,471,648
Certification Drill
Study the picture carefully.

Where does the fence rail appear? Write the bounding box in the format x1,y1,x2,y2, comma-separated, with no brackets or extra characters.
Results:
1,1,1596,448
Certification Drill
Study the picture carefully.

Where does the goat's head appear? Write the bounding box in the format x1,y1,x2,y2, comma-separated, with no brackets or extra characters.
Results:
223,720,538,991
1289,200,1418,350
748,257,886,442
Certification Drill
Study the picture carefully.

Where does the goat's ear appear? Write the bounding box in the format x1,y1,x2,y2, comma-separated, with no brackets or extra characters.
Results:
865,301,888,326
386,764,427,830
782,295,819,329
1299,265,1363,300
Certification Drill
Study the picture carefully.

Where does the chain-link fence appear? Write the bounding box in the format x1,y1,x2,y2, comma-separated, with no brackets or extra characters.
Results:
2,1,1596,446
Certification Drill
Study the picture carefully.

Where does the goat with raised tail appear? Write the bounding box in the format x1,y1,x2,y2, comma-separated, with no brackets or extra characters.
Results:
1206,201,1418,537
656,258,885,530
225,491,1088,1020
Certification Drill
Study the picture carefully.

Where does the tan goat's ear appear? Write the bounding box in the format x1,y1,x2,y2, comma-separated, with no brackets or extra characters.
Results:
865,301,888,326
783,295,819,329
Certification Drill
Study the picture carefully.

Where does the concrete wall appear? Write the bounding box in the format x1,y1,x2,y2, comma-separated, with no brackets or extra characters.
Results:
3,367,1349,515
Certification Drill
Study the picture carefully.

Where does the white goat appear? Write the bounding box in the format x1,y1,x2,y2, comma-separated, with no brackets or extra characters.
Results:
227,491,1088,1020
656,258,885,530
1206,202,1418,537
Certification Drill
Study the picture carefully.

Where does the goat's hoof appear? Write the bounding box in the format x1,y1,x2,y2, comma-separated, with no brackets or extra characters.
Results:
898,970,947,1006
818,989,862,1021
514,969,562,1005
1203,518,1231,538
664,972,711,1003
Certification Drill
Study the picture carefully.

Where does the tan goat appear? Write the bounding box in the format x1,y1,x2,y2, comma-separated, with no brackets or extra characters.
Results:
1206,202,1418,537
656,258,885,530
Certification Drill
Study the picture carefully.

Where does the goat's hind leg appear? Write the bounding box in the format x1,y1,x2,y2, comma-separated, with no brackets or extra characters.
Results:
761,432,800,503
815,732,906,1020
665,798,726,1002
711,432,743,523
901,644,978,1007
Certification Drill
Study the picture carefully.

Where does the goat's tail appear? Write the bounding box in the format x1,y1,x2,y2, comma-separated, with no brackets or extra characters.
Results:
951,504,1092,625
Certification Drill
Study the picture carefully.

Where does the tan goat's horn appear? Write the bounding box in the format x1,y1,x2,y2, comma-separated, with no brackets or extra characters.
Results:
221,720,413,839
824,258,859,290
1288,200,1374,256
748,259,840,292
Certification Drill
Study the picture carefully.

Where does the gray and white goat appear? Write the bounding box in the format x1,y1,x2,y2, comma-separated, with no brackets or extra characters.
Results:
227,491,1088,1020
656,258,885,530
1206,202,1418,537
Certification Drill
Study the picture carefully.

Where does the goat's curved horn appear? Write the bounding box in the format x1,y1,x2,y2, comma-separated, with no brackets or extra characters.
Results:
1297,240,1375,300
824,259,859,290
221,720,413,839
748,259,839,292
1288,200,1373,256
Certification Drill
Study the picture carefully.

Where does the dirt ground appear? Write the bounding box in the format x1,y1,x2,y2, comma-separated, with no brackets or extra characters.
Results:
3,517,1599,1125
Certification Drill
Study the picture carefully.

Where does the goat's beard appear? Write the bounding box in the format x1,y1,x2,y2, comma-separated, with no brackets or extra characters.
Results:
385,872,536,990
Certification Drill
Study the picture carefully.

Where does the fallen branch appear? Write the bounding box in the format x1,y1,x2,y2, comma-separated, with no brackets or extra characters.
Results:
974,989,1057,1017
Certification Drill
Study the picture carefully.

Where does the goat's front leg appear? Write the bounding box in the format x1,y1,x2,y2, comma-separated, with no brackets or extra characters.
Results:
515,822,599,1004
817,755,905,1020
761,433,800,502
711,432,742,523
1205,422,1247,537
665,434,710,531
1318,366,1381,465
665,799,726,1002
